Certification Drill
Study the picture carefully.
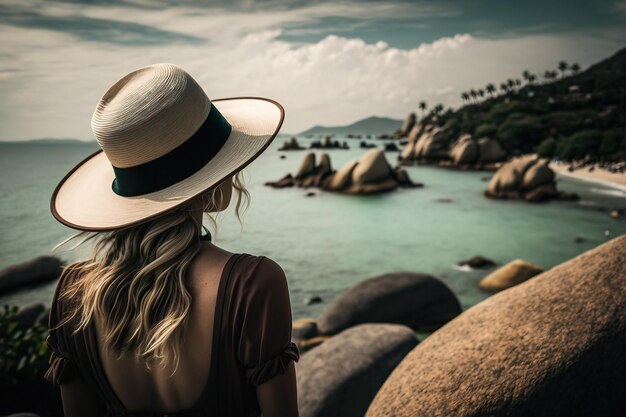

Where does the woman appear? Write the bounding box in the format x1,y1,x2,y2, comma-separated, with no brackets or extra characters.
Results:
45,63,300,416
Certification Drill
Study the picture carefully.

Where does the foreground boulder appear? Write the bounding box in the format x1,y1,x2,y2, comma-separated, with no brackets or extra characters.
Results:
0,256,64,294
479,259,543,292
317,272,461,335
486,155,576,202
366,235,626,417
297,324,418,417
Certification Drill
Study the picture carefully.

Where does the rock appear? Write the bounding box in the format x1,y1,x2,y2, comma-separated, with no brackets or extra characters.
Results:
280,155,286,159
298,324,418,417
327,160,358,191
279,137,306,151
479,259,543,292
400,139,416,162
398,113,416,137
296,335,331,353
317,272,461,335
295,153,317,180
449,134,478,166
525,182,557,202
574,236,587,244
305,192,316,197
477,137,507,163
13,303,46,330
264,173,295,188
293,318,319,339
352,149,392,185
457,256,496,269
345,178,398,195
413,127,452,161
367,236,626,417
487,155,537,195
522,159,554,190
0,255,64,294
35,307,50,327
306,295,323,305
486,155,560,201
384,142,399,152
360,141,377,149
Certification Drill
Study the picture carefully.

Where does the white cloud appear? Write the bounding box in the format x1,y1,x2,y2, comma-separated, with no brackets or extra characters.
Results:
0,1,623,140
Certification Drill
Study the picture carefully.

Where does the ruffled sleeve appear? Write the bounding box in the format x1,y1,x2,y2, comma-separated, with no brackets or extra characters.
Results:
236,256,300,387
44,272,78,386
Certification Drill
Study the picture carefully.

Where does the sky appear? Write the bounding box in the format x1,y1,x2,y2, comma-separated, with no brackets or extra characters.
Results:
0,0,625,140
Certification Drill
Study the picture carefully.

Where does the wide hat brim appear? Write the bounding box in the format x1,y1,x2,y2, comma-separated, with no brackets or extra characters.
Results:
51,97,284,231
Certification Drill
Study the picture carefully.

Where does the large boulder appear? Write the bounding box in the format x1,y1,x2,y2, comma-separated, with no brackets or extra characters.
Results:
297,323,419,417
398,113,416,137
326,160,358,191
486,155,560,201
413,127,451,161
477,137,507,163
522,159,554,190
351,149,392,185
367,236,626,417
317,272,461,335
450,134,478,166
295,152,317,180
0,256,64,294
13,303,46,330
479,259,543,292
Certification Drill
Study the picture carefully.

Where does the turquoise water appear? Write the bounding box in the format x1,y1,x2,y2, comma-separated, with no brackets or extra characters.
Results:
1,138,625,319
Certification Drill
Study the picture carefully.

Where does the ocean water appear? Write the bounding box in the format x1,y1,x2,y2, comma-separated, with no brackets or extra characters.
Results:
1,137,625,320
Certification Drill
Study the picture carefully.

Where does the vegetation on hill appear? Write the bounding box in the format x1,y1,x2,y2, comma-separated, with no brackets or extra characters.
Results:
412,48,626,162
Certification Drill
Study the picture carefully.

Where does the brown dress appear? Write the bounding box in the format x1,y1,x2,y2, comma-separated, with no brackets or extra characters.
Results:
44,250,300,416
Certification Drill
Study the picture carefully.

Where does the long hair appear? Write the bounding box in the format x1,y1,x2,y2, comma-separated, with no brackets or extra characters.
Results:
51,171,250,373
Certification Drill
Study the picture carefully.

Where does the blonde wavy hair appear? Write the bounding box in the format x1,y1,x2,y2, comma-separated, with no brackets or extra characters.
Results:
51,171,250,373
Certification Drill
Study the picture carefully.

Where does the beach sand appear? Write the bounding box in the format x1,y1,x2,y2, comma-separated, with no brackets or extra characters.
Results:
549,162,626,191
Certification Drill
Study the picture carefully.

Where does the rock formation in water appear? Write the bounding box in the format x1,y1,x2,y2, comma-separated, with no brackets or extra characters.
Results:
448,134,508,168
278,137,306,151
399,124,453,164
310,136,349,150
395,112,416,137
265,149,422,195
366,235,626,417
479,259,543,292
297,323,418,417
485,155,578,202
0,255,64,294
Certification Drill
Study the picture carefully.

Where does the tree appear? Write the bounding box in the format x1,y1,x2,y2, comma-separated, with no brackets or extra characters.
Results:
528,74,537,85
500,82,509,95
461,92,470,102
434,104,444,115
522,70,531,83
558,61,568,78
570,63,581,75
470,89,478,102
418,101,427,116
478,89,485,100
486,83,496,96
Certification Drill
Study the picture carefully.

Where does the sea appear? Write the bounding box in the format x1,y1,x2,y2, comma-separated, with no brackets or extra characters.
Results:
1,136,625,320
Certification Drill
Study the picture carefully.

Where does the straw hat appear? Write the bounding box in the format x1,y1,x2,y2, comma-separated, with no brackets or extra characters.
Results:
50,63,284,231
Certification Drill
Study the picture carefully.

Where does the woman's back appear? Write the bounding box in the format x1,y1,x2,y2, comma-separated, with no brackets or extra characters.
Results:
95,240,235,412
45,241,301,416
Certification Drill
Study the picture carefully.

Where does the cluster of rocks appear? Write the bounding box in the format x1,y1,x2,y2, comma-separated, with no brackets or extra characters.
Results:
447,134,508,168
399,124,453,164
278,137,306,151
293,271,462,417
395,112,416,138
265,149,422,195
310,136,349,150
486,155,578,202
366,235,626,417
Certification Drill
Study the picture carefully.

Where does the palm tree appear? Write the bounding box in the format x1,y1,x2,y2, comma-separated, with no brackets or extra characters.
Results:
470,89,478,102
558,61,568,78
528,74,537,85
461,92,470,102
477,89,485,100
418,101,427,117
486,83,496,97
434,103,444,115
514,78,522,87
522,70,531,83
507,79,515,91
570,63,581,75
500,82,509,95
